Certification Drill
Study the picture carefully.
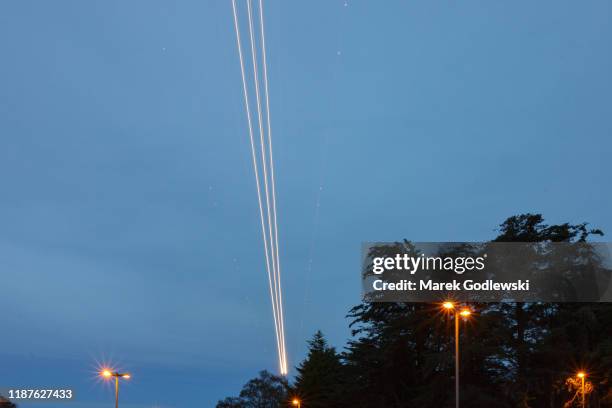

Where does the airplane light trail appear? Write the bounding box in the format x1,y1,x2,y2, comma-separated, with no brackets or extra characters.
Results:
230,0,288,375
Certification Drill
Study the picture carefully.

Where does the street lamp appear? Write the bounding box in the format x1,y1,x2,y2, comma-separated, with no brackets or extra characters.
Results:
577,372,586,408
442,301,472,408
292,398,301,408
100,369,131,408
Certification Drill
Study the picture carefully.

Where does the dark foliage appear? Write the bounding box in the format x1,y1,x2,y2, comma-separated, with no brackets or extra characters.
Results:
219,214,611,407
292,331,344,407
0,396,16,408
216,370,289,408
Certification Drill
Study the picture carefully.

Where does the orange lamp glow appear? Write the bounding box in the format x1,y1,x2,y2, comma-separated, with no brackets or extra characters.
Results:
443,301,455,310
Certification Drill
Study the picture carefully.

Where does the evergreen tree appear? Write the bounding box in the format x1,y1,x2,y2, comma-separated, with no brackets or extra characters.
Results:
216,214,611,407
293,331,343,408
492,214,604,406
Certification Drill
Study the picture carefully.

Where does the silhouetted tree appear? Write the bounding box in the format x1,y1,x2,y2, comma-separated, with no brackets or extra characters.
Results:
216,397,243,408
293,331,343,407
493,214,605,406
0,396,17,408
217,214,611,407
216,370,288,408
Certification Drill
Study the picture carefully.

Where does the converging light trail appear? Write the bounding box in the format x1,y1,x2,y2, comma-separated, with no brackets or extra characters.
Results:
231,0,288,375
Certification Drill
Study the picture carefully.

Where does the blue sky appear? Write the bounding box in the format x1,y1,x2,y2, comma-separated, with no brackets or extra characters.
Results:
1,0,611,407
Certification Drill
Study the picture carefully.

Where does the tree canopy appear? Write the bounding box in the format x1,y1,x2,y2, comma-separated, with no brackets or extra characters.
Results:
216,370,288,408
0,396,17,408
218,214,611,407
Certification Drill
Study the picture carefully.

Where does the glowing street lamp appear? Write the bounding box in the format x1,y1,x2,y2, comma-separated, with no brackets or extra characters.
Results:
577,372,586,408
292,398,301,408
442,301,472,408
100,369,131,408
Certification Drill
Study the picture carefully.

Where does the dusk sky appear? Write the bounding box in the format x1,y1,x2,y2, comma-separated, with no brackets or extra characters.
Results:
1,1,611,407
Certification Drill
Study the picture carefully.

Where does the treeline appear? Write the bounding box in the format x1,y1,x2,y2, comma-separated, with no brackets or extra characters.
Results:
217,214,612,407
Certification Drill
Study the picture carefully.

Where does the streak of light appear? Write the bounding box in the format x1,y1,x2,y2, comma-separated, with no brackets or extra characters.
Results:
245,0,287,374
257,0,288,375
231,0,284,373
231,0,288,375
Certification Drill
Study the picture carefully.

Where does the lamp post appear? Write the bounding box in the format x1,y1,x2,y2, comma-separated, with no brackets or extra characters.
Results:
577,372,586,408
292,398,301,408
443,302,472,408
101,370,131,408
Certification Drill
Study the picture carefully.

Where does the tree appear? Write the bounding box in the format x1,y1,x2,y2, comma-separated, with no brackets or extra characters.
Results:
0,396,17,408
492,214,605,407
216,370,288,408
340,214,607,407
216,397,243,408
217,214,611,407
293,331,343,407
